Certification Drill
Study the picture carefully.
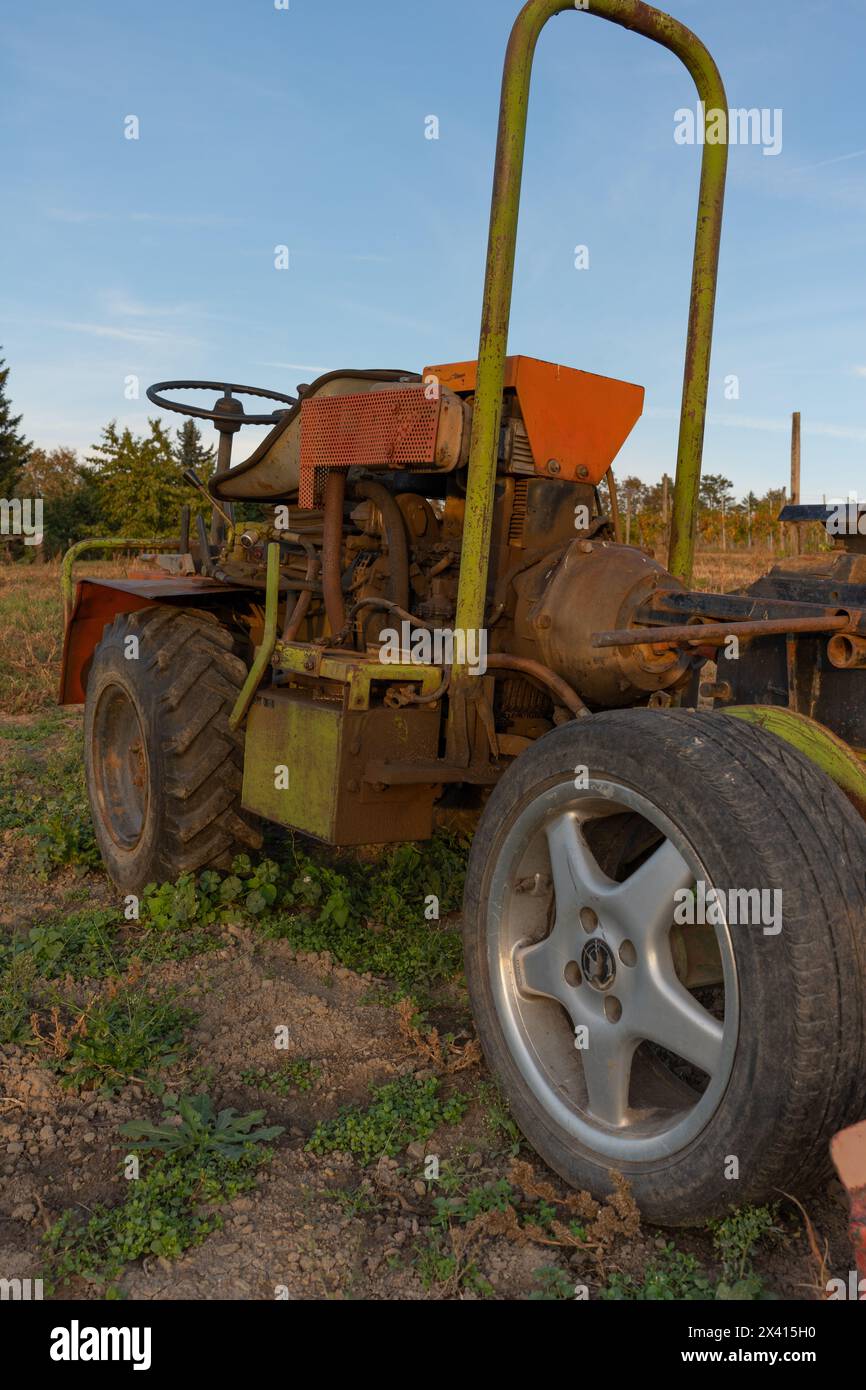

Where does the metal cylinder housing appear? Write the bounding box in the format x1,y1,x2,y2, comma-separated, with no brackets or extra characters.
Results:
511,540,689,707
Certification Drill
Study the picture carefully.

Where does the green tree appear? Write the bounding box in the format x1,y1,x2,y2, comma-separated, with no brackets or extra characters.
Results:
42,470,104,556
0,350,31,496
16,446,80,500
699,474,734,512
174,419,215,481
88,419,186,536
12,446,103,556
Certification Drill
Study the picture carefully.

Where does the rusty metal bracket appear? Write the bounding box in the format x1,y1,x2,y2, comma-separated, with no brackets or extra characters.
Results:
273,642,445,712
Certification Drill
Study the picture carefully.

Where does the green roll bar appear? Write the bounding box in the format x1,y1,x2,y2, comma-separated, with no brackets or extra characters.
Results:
61,537,178,622
452,0,728,690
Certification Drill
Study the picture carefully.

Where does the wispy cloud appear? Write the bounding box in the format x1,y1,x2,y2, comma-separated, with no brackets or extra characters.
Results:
648,405,866,444
790,148,866,175
47,208,243,229
127,210,244,228
46,207,103,224
51,320,200,347
101,291,200,320
332,298,434,335
258,361,329,373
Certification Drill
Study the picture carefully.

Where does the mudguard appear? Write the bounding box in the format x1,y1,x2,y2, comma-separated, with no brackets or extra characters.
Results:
59,577,250,705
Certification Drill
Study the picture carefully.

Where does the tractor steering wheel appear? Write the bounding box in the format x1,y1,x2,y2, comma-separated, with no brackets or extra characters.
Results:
146,380,298,428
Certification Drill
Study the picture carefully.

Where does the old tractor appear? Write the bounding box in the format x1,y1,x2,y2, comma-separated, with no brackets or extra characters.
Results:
60,0,866,1226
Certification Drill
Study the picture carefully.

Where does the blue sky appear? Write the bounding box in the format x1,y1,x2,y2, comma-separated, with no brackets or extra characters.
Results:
2,0,865,501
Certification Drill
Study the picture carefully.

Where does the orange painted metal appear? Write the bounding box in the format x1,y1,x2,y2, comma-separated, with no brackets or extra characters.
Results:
298,386,441,508
425,354,644,486
59,577,251,705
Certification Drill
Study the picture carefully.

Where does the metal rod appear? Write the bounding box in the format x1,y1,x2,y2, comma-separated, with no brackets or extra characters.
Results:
60,536,178,622
593,614,851,649
607,468,623,542
322,471,347,634
790,411,801,558
229,542,281,730
486,652,588,717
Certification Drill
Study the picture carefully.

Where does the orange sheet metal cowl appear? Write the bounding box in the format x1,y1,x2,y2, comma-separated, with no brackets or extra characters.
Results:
424,355,644,486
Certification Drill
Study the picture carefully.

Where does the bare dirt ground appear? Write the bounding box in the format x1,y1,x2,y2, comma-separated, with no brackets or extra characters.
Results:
0,554,858,1301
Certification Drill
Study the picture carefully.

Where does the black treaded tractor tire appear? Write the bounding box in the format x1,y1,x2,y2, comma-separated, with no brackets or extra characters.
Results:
84,605,262,892
463,708,866,1226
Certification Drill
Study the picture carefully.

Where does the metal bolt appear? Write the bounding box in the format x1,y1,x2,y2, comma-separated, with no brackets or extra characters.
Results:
547,459,561,475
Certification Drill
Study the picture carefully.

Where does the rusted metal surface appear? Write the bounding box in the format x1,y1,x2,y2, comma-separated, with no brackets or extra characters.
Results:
363,757,502,787
510,540,689,707
210,369,419,503
282,538,319,643
322,470,348,634
61,537,179,620
273,643,444,710
242,687,442,845
297,386,465,508
59,575,252,706
426,355,643,485
606,468,623,543
831,1120,866,1284
485,652,588,717
828,632,866,669
451,0,729,723
593,614,851,649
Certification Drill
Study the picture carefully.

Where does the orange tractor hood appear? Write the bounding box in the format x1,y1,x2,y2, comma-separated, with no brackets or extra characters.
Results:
424,355,644,485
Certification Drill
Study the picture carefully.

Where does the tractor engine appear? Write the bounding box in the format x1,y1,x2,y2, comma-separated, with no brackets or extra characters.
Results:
209,357,693,735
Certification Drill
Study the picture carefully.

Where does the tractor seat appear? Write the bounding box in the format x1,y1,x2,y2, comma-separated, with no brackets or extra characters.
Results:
210,368,419,503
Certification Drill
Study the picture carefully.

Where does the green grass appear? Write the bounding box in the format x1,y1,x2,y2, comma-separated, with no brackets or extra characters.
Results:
0,950,40,1044
307,1074,468,1165
133,834,469,997
0,711,67,742
0,722,99,871
530,1265,577,1300
240,1059,320,1095
0,908,123,979
44,1139,273,1294
260,833,468,996
601,1243,715,1301
45,987,192,1093
413,1229,495,1296
600,1208,779,1301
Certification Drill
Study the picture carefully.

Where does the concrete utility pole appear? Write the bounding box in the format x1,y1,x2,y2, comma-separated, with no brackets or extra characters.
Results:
790,411,801,557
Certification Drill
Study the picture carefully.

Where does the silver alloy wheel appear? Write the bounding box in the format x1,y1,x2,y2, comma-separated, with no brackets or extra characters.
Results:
487,777,740,1163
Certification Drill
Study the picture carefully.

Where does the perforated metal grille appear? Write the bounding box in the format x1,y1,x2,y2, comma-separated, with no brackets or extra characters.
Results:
298,386,441,508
